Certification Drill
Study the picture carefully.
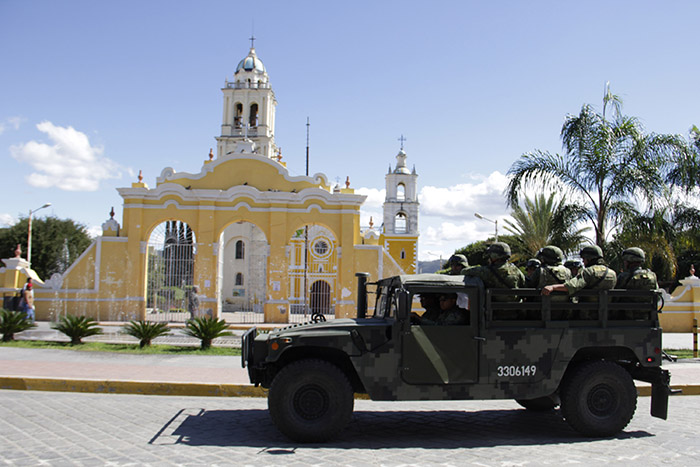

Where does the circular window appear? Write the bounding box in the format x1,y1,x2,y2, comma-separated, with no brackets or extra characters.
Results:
314,240,329,257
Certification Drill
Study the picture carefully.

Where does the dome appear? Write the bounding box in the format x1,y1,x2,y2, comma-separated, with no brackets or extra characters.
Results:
235,48,266,74
393,150,411,174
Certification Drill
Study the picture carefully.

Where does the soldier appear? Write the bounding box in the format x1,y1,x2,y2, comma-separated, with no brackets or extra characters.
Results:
410,293,442,324
438,254,469,275
535,246,572,291
615,247,659,319
411,293,468,325
524,258,541,288
564,259,582,277
462,242,525,309
542,245,616,317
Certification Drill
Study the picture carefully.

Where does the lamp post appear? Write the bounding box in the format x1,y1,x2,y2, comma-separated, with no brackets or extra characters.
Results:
27,203,51,266
474,212,498,241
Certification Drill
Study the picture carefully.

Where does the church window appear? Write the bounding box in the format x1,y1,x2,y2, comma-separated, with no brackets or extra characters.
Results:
400,249,406,259
397,183,406,201
234,103,243,128
395,213,407,234
235,240,245,259
235,273,244,286
249,103,258,127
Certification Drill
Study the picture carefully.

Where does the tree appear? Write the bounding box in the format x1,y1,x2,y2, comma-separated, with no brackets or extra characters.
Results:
453,235,526,268
506,86,689,249
0,216,92,280
503,193,590,260
666,125,700,193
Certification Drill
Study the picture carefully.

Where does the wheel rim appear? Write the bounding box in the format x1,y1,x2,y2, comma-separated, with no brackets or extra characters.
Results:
587,383,618,416
293,384,329,420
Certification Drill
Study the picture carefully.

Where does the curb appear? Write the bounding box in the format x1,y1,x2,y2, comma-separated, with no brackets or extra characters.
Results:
1,376,698,398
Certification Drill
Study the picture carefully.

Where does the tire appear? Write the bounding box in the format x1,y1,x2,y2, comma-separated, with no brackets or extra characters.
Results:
516,396,558,412
560,361,637,437
268,359,354,443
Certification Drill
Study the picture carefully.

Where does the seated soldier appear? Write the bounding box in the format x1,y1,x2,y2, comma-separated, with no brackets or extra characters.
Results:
414,293,468,325
410,293,441,324
614,247,659,319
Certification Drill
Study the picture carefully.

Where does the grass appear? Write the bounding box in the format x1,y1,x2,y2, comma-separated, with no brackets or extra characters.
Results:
664,349,698,360
0,339,241,356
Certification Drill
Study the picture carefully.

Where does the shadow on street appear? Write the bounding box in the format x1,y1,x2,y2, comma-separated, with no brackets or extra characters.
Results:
153,407,653,449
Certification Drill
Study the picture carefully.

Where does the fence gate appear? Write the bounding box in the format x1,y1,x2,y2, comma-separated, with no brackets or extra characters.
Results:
145,220,197,323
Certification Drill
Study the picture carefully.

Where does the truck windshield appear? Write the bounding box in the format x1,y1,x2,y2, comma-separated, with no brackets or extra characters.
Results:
373,285,391,318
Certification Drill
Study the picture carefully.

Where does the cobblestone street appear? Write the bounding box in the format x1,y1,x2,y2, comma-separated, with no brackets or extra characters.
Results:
2,390,699,466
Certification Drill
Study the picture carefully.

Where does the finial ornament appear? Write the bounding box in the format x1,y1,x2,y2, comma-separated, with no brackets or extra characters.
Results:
14,244,22,258
345,176,350,189
109,207,115,219
138,170,143,183
691,264,696,277
369,217,374,228
249,34,256,49
208,148,214,160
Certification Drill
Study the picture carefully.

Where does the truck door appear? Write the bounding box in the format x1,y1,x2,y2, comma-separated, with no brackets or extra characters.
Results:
401,292,479,384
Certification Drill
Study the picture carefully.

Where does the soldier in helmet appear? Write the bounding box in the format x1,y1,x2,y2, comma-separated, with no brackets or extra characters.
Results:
438,254,469,275
535,246,572,294
462,242,525,315
524,258,541,288
615,247,659,319
542,245,616,317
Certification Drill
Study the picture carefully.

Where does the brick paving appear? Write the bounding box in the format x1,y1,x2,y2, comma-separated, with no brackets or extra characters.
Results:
1,391,699,466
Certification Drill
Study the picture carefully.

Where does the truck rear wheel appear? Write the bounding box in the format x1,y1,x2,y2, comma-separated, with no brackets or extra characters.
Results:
560,361,637,437
268,359,354,443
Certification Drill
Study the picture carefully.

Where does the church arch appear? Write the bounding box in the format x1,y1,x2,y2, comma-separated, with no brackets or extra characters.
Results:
397,183,406,201
145,220,197,322
219,220,268,323
395,212,408,234
249,103,259,127
234,102,243,128
309,280,331,317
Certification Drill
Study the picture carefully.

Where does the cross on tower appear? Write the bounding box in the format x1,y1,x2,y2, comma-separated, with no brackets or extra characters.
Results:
249,35,256,48
398,134,407,150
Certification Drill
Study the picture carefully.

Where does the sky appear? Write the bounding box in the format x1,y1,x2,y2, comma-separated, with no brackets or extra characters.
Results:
1,0,699,262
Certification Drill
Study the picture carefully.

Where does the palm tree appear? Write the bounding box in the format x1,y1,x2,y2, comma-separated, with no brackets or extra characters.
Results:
504,193,590,260
506,86,688,248
666,125,700,193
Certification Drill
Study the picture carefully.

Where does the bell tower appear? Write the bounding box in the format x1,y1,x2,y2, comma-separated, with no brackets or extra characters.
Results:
382,141,419,273
216,38,278,158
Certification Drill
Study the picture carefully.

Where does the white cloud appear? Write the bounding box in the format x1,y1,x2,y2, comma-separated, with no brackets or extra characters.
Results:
86,225,103,238
0,116,24,134
0,213,17,227
10,121,123,191
419,171,510,218
356,187,385,228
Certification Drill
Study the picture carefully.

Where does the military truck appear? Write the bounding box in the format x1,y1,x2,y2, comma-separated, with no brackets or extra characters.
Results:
242,273,672,442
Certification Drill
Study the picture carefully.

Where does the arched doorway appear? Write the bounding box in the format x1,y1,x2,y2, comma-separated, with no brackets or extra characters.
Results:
219,221,268,323
310,280,331,317
145,220,197,322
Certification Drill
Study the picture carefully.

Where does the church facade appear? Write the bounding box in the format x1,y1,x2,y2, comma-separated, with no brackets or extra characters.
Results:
3,45,419,323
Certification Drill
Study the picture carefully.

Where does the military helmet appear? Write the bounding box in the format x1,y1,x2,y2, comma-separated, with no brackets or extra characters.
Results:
622,247,645,263
526,258,541,269
448,254,469,267
536,245,565,265
486,242,511,260
579,245,603,260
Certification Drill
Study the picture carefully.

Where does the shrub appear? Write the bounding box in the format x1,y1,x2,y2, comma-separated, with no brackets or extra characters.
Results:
183,316,232,350
122,320,171,348
0,309,36,342
52,315,103,345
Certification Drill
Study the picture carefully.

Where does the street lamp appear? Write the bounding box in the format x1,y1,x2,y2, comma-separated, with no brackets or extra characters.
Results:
27,203,51,266
474,212,498,241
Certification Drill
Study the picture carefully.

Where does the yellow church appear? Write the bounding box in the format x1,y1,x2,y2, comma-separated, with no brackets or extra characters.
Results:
2,44,420,324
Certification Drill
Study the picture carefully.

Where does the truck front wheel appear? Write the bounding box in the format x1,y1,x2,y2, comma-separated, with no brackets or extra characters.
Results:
268,359,354,442
560,361,637,437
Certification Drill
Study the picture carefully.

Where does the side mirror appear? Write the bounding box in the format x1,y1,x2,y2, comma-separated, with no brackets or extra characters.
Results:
396,289,411,320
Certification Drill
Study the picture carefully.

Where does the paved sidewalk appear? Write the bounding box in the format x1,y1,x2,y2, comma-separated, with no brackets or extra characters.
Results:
1,322,699,398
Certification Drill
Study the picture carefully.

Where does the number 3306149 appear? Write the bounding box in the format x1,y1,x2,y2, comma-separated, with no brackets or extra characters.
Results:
497,365,536,377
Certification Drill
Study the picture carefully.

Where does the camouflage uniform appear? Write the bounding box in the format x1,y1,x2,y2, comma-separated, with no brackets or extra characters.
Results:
524,258,541,288
462,243,525,318
563,246,616,318
535,246,571,302
615,247,659,319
